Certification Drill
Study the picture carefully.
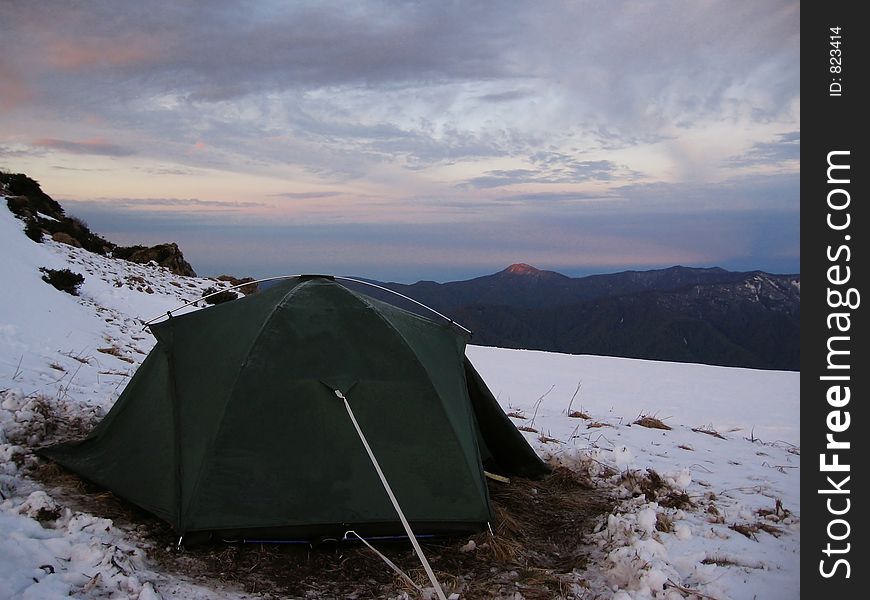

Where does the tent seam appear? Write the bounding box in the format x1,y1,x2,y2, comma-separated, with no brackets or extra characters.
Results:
347,288,490,511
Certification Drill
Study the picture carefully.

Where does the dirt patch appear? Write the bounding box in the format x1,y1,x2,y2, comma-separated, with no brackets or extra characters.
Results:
30,461,613,599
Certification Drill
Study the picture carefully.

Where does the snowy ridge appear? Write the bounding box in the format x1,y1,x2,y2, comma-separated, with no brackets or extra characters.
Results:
0,203,799,599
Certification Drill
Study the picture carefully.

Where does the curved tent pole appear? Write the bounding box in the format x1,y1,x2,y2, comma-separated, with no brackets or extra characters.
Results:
140,274,473,336
140,274,304,329
334,276,472,337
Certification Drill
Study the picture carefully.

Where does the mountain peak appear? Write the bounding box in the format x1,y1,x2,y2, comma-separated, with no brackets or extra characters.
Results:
504,263,541,275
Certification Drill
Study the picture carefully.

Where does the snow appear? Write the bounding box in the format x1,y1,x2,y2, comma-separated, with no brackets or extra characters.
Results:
468,346,800,599
0,201,800,599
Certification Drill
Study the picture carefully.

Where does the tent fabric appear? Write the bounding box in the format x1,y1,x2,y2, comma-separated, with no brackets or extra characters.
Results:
40,276,548,542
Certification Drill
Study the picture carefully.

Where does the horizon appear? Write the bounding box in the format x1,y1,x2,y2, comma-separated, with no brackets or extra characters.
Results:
1,1,799,284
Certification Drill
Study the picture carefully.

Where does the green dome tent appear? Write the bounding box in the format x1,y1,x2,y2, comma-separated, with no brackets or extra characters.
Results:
41,276,547,544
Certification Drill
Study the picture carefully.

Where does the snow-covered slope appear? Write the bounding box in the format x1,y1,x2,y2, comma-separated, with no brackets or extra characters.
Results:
0,203,799,599
469,347,799,600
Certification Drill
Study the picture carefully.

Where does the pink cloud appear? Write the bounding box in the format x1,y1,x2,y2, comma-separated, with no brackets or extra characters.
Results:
44,36,161,71
0,60,35,111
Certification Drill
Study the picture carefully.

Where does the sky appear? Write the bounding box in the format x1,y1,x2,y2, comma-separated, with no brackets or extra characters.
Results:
0,1,799,283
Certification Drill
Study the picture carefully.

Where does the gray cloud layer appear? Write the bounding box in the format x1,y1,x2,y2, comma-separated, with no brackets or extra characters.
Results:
1,1,799,280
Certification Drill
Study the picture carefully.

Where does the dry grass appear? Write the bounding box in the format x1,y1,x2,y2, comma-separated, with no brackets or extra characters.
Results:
757,499,791,521
30,457,614,599
97,346,135,363
517,425,539,434
614,469,694,510
728,522,783,540
692,425,726,439
633,415,672,430
655,512,674,533
568,411,590,419
586,421,613,429
8,395,99,449
60,350,94,365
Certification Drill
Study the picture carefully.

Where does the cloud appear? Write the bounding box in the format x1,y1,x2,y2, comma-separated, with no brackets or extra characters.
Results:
269,191,344,200
461,158,636,189
64,199,799,283
497,191,618,204
462,169,539,189
0,145,36,158
0,1,799,281
0,58,34,111
64,197,265,212
51,166,111,172
140,167,199,176
612,171,799,214
476,89,536,103
43,36,161,71
727,131,800,167
32,138,136,157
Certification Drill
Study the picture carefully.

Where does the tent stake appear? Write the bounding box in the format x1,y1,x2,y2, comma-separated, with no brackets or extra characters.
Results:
335,389,448,600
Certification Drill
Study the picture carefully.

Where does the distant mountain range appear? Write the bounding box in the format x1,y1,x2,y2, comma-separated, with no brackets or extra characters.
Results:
3,171,799,371
366,264,800,371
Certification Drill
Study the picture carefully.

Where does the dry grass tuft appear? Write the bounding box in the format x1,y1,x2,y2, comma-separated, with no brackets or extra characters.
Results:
633,415,672,430
568,410,590,419
728,521,785,539
97,346,135,363
537,432,563,444
517,425,539,433
614,469,694,510
659,491,693,510
701,554,766,570
692,425,726,439
656,512,674,533
757,522,784,537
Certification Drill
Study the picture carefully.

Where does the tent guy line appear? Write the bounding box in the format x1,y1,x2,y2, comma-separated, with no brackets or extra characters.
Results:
336,387,448,600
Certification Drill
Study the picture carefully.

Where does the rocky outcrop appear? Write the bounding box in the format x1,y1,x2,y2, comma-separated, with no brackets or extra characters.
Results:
112,243,197,277
2,171,200,277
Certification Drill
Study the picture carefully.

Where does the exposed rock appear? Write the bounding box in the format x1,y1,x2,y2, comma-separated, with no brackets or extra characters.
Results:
216,274,259,295
201,286,239,305
51,231,83,248
113,243,197,277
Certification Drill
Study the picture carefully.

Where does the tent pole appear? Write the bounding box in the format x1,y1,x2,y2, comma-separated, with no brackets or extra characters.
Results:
334,276,472,337
140,274,472,337
334,389,448,600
